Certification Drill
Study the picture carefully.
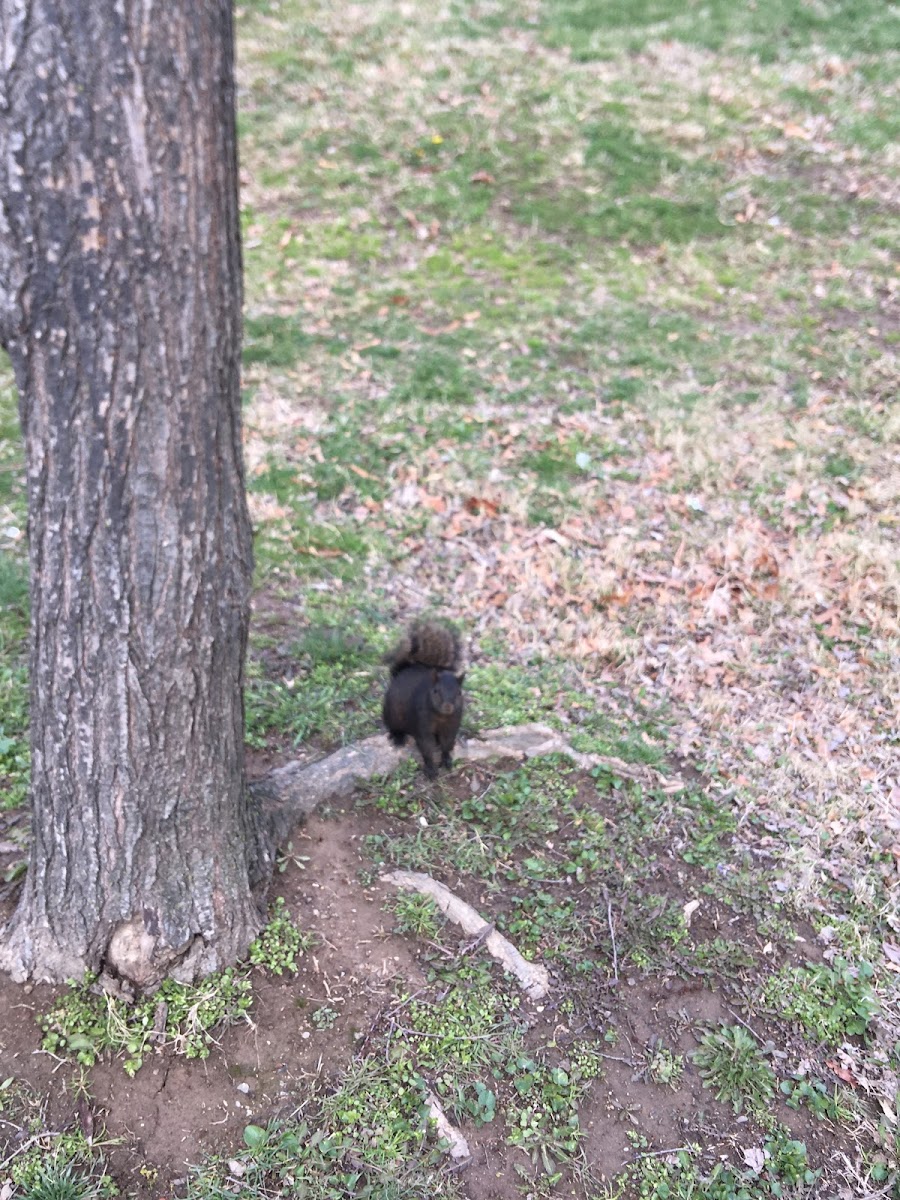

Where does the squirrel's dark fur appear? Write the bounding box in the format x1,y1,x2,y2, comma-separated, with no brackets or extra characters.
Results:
384,619,463,677
382,621,465,778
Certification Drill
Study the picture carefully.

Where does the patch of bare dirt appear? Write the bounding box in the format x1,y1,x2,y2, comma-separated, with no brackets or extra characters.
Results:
0,789,873,1198
0,810,423,1198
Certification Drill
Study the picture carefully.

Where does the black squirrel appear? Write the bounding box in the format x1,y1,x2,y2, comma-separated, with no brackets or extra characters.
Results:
382,620,465,778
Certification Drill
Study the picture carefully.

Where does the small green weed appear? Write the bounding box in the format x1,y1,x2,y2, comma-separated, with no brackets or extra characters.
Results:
693,937,757,976
15,1159,113,1200
506,1058,583,1179
692,1024,776,1115
0,1080,117,1200
361,758,424,819
568,1039,605,1081
622,1130,820,1197
321,1055,433,1168
275,840,311,874
39,970,253,1076
311,1005,338,1031
457,759,573,848
248,897,314,975
648,1044,684,1088
780,1074,859,1123
189,1113,449,1200
390,892,443,941
500,889,582,960
759,958,879,1046
405,983,521,1075
677,790,738,870
455,1079,497,1127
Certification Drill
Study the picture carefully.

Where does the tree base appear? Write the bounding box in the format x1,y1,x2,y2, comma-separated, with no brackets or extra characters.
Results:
1,725,682,989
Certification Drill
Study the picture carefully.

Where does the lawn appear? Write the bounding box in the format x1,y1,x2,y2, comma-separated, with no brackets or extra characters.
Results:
0,0,897,1197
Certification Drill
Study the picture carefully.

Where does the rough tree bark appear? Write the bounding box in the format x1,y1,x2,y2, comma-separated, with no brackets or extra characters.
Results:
0,0,275,989
0,1,656,996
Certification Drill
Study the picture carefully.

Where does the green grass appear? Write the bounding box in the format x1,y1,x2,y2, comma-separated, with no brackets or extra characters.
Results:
245,620,381,750
1,0,897,1194
188,1114,451,1200
0,371,25,509
393,346,479,405
692,1025,777,1117
465,661,565,729
0,1080,117,1200
363,758,765,982
538,0,900,61
185,974,591,1198
37,901,314,1075
243,313,322,368
0,367,31,813
0,552,28,626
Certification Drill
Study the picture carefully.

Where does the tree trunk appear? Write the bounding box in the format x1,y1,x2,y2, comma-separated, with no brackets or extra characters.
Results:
0,0,271,989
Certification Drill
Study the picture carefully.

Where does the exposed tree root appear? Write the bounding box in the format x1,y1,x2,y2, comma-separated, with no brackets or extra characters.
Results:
248,722,681,1004
382,868,550,1001
252,721,683,847
424,1091,471,1163
3,723,675,986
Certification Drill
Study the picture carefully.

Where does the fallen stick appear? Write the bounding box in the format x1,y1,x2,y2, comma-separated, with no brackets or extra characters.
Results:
381,869,550,1001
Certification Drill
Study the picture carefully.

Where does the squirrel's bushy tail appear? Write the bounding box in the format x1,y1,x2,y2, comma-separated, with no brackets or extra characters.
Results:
384,619,463,677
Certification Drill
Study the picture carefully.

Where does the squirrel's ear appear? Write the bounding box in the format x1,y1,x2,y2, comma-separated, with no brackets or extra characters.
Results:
456,672,466,685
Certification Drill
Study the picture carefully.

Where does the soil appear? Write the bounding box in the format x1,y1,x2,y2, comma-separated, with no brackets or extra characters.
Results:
0,771,859,1199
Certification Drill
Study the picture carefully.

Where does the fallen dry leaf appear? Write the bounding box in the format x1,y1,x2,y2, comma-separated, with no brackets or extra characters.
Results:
742,1147,766,1172
826,1061,860,1086
465,496,500,517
